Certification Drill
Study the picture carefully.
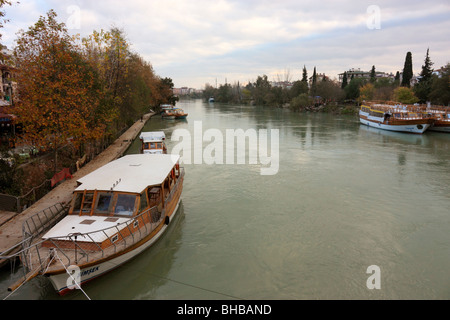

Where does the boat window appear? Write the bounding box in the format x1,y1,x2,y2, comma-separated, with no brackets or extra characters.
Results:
150,142,156,149
81,192,94,214
114,194,137,216
95,193,113,214
139,191,148,212
144,143,149,149
72,193,83,213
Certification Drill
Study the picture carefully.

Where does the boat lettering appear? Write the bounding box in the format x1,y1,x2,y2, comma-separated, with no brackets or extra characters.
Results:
81,266,99,277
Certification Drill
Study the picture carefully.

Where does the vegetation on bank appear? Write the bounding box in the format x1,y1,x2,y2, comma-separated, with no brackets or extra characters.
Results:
202,51,450,112
0,7,176,197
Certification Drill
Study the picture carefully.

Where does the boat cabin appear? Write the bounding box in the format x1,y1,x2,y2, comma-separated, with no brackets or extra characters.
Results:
139,131,167,154
42,154,183,251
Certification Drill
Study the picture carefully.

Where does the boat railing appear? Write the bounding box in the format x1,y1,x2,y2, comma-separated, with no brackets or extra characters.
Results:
13,167,185,274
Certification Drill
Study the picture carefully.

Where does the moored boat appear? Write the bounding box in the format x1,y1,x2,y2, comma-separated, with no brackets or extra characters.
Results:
160,104,176,119
12,154,184,295
173,107,188,119
359,103,434,134
423,106,450,133
139,131,167,154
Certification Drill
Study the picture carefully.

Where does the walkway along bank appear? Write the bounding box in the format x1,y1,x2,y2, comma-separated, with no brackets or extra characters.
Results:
0,112,155,268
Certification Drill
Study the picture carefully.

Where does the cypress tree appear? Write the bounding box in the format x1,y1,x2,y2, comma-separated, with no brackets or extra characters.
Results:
310,67,317,96
341,71,348,89
414,48,434,102
370,65,376,83
301,65,308,82
418,48,433,83
394,71,400,86
401,52,413,87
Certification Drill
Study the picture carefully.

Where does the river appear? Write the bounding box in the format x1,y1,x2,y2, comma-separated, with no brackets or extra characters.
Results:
2,99,449,300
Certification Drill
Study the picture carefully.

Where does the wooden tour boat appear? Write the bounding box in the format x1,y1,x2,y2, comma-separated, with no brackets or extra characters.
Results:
139,131,167,154
359,103,435,134
9,154,184,295
161,104,176,119
173,107,188,119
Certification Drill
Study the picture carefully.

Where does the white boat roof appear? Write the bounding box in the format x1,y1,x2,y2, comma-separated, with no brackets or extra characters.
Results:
75,154,179,194
42,215,131,241
139,131,166,143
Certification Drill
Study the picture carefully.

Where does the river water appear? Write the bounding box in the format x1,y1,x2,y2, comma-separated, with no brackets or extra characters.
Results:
2,99,449,300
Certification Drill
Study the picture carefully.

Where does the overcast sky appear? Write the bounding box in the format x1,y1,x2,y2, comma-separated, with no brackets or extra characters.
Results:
2,0,449,89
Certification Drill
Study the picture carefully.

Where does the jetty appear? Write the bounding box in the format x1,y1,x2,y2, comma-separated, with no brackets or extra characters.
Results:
0,112,155,267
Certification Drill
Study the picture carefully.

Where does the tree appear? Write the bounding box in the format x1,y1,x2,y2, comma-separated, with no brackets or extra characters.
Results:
393,87,419,104
12,10,111,171
290,93,313,110
316,80,344,102
310,67,317,96
344,77,365,100
429,63,450,105
414,48,434,102
359,83,375,102
341,72,348,89
401,52,413,87
394,71,400,86
290,80,308,100
370,65,376,83
301,65,308,83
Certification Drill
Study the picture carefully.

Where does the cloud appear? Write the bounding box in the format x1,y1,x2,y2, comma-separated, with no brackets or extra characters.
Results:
2,0,449,88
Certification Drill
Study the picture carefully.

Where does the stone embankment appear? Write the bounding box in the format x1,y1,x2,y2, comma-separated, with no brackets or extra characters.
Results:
0,113,154,265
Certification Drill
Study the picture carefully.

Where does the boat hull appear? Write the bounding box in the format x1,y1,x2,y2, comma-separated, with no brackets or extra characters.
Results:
46,198,182,295
359,112,431,134
428,122,450,132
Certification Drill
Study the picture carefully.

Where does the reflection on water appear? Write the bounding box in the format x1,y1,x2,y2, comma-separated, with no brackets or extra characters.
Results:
2,99,449,299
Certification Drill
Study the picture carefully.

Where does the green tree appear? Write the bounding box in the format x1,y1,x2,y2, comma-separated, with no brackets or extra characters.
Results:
414,48,434,102
341,72,348,89
401,51,413,87
429,63,450,105
310,67,317,96
344,77,365,100
301,65,308,82
252,75,271,105
290,93,313,110
370,65,376,83
290,80,308,100
394,71,400,86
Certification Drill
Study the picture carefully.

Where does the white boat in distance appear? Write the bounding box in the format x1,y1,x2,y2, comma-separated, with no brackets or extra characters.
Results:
10,154,184,295
139,131,167,154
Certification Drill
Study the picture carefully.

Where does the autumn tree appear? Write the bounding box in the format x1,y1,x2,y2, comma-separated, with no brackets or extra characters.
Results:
393,87,419,104
12,10,109,171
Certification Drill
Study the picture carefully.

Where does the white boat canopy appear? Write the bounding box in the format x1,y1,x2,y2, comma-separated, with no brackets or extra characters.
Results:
75,154,180,194
139,131,166,143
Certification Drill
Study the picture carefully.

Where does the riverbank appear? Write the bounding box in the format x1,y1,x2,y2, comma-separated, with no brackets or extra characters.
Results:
0,112,155,265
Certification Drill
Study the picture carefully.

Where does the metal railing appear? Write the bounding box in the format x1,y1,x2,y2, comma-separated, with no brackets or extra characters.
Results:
15,168,184,274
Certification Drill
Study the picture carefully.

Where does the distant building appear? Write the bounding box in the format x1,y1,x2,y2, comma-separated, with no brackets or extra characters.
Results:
338,68,394,83
270,81,293,89
172,87,202,95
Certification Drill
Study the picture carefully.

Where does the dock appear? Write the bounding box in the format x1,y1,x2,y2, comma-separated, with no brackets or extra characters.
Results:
0,112,155,266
